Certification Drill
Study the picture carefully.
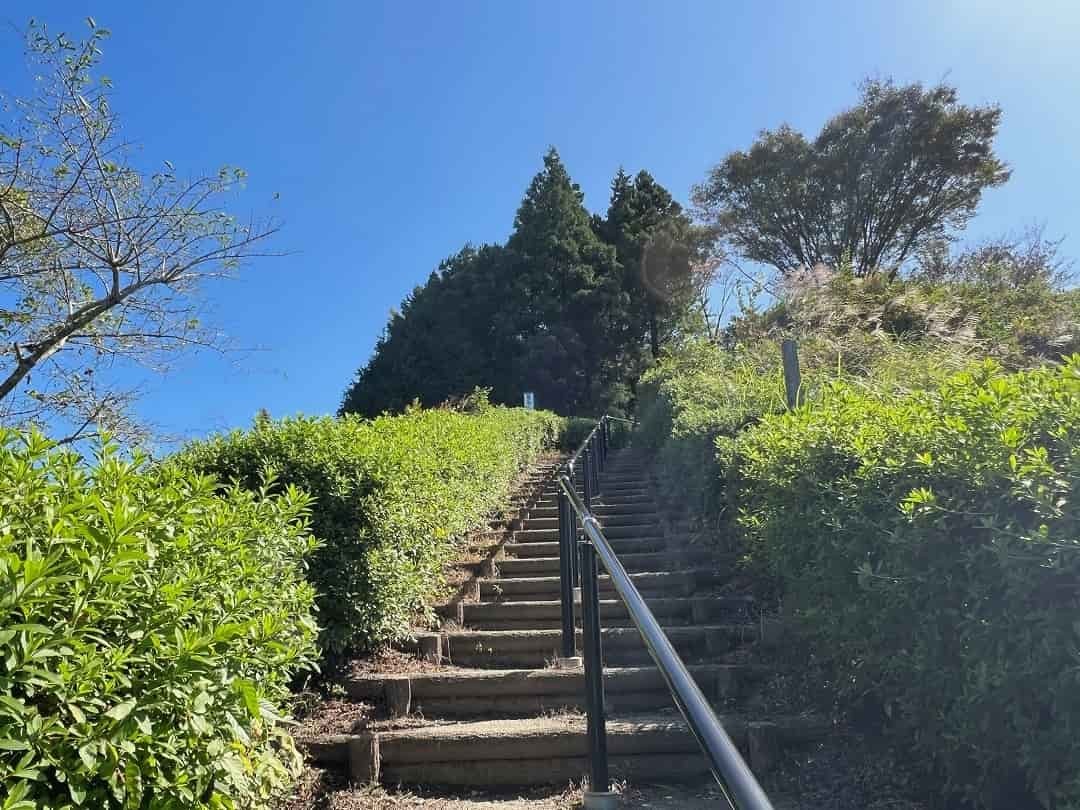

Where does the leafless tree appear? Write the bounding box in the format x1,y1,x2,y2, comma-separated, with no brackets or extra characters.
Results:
0,19,278,442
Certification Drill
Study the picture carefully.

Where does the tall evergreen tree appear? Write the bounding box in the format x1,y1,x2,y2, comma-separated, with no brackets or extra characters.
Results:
340,150,696,418
339,245,519,416
600,169,699,359
506,148,621,414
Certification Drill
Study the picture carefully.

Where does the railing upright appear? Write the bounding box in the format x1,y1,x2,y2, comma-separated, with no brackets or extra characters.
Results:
582,446,594,510
557,489,576,660
555,414,776,810
579,538,610,798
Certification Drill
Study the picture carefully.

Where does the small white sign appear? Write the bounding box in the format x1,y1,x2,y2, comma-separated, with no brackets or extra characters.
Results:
523,391,535,410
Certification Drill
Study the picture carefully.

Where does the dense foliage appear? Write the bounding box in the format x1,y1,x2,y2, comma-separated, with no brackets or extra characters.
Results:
176,406,561,657
636,338,789,524
0,431,318,810
340,151,711,418
734,360,1080,808
637,231,1078,804
694,79,1009,277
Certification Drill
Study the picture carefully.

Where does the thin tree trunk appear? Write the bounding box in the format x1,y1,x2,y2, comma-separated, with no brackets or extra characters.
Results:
649,310,661,358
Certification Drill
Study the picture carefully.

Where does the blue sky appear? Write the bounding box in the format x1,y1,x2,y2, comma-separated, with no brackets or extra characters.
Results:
2,1,1078,441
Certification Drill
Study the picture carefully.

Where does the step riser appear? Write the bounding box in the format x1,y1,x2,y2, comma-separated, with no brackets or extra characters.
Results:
514,525,662,543
480,575,694,601
443,627,752,669
304,719,827,787
408,690,684,717
466,618,697,630
463,601,751,629
379,754,709,787
346,665,749,702
532,497,658,509
497,551,709,576
529,503,661,518
506,538,666,557
523,514,660,531
480,584,692,602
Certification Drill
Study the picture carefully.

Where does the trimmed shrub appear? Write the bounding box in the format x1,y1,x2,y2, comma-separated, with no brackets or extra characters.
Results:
560,416,633,453
0,430,318,810
733,359,1080,808
636,336,973,531
175,406,561,657
635,339,789,524
560,417,599,452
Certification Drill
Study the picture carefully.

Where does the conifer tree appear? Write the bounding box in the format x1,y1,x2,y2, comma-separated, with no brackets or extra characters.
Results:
507,148,620,413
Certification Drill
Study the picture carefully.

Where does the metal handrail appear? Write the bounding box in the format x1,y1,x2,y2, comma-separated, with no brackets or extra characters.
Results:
554,415,774,810
565,418,606,479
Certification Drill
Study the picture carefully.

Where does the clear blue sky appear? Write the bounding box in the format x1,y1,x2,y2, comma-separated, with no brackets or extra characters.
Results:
2,1,1078,442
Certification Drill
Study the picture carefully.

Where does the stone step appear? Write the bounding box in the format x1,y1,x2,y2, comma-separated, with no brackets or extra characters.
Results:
514,523,662,544
596,486,651,496
531,500,660,515
496,549,713,577
422,624,754,668
530,500,661,517
540,480,647,491
522,512,661,532
521,517,559,530
480,569,702,602
462,596,754,630
504,536,667,558
339,664,762,718
592,494,654,506
301,713,829,786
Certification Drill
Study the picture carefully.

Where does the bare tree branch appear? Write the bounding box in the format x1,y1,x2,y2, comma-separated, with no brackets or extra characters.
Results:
0,20,280,441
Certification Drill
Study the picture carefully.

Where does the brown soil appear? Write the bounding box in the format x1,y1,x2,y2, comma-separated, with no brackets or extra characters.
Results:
348,648,449,677
294,698,374,738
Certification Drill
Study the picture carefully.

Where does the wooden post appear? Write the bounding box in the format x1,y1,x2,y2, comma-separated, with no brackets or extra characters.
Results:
781,339,801,409
747,721,779,773
384,678,412,718
348,733,381,783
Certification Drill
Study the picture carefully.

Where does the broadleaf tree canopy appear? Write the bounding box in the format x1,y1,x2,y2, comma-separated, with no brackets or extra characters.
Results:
693,79,1010,277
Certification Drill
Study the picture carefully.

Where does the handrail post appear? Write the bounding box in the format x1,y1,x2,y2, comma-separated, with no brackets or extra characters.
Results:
582,447,593,510
557,488,576,660
566,467,580,587
579,539,611,800
557,471,776,810
598,433,604,479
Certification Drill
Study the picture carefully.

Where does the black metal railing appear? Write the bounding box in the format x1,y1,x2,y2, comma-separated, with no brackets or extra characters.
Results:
555,415,774,809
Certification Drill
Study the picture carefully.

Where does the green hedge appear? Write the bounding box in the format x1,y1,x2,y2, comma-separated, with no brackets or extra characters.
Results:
733,359,1080,807
176,406,561,658
0,431,318,810
635,339,788,522
636,337,971,525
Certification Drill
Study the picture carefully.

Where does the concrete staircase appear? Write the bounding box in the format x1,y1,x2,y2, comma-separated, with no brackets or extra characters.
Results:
300,449,825,791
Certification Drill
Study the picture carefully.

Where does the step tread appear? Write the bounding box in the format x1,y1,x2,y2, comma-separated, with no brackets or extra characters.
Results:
345,663,750,692
302,711,830,753
465,595,752,612
486,568,710,586
444,623,752,641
